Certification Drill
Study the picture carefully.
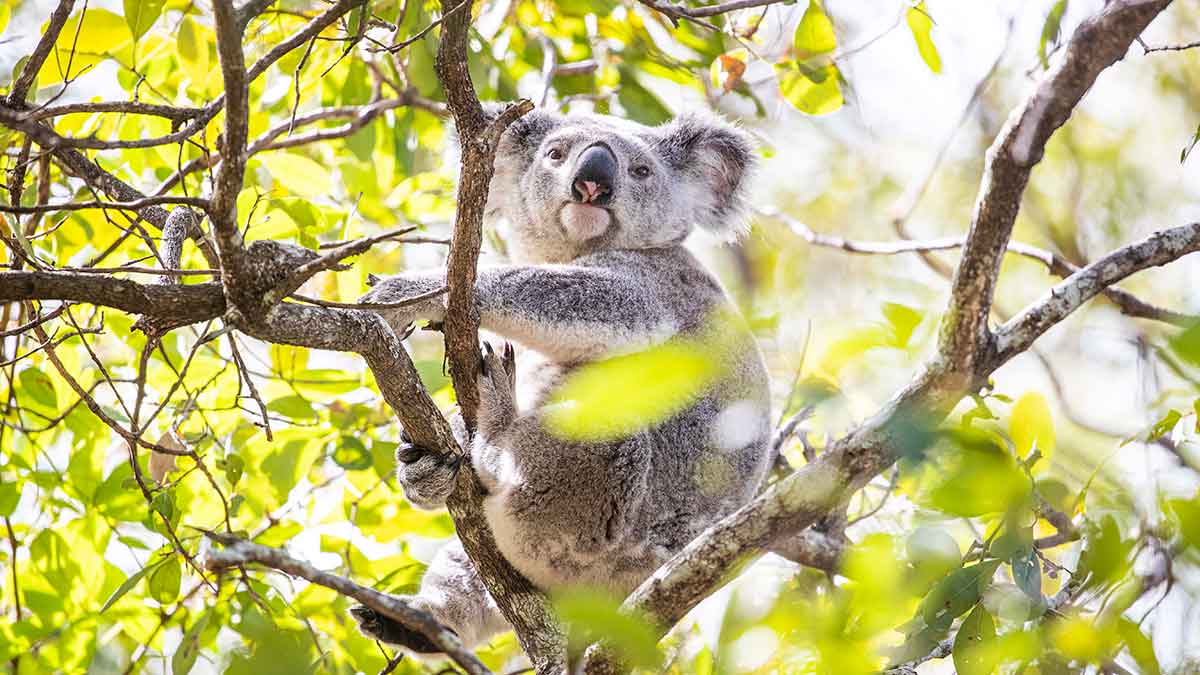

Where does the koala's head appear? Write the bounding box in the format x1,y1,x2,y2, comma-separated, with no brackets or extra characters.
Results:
484,109,755,263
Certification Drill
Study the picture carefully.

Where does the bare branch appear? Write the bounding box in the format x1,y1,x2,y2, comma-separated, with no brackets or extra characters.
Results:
766,208,1195,327
28,101,205,121
0,196,209,216
993,222,1200,364
5,0,77,105
202,535,490,675
938,0,1171,373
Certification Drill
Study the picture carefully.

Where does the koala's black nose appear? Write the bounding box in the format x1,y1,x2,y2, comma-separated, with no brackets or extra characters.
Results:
571,143,617,206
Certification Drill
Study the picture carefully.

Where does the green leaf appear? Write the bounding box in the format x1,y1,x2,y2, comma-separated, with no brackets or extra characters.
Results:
554,589,659,668
776,61,843,116
1182,123,1200,163
793,0,836,57
123,0,166,41
1167,496,1200,549
151,491,175,522
952,604,996,675
906,3,942,74
100,557,166,613
1038,0,1069,69
0,4,11,36
1010,391,1055,462
1171,320,1200,367
172,612,210,675
882,302,923,348
1147,409,1182,442
615,66,672,125
0,480,19,517
1078,515,1131,588
224,453,245,487
267,395,317,420
147,556,181,604
921,560,1001,630
1117,617,1161,675
332,436,373,471
18,368,57,409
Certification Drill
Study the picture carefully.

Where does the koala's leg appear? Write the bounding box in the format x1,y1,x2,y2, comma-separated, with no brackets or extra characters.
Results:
352,540,508,650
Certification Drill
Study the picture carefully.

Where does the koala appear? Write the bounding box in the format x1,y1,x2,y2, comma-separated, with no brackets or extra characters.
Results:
350,109,772,652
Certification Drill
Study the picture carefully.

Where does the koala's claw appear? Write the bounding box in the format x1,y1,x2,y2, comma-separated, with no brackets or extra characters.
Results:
477,342,517,437
349,605,447,654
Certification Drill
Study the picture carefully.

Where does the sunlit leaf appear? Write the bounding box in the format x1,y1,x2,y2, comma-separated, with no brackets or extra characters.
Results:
793,0,836,57
554,588,659,668
18,368,57,409
100,556,167,613
147,556,181,604
776,61,843,116
906,3,942,73
172,612,210,675
267,395,317,420
123,0,165,41
262,154,334,199
545,340,721,441
332,436,373,471
1010,391,1055,463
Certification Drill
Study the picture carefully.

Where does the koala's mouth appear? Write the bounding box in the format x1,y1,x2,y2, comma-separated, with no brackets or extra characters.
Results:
558,202,613,243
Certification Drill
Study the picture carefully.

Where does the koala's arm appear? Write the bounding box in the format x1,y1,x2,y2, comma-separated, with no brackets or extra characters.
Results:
363,263,680,362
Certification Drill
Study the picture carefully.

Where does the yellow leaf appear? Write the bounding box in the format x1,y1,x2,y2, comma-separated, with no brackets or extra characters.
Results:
906,3,942,74
261,154,333,199
793,0,836,57
42,9,132,86
776,61,843,116
1010,391,1055,463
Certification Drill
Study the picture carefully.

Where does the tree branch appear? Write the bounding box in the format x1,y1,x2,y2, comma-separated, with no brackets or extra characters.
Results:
5,0,77,105
202,535,490,675
765,208,1195,327
581,2,1174,670
937,0,1171,374
993,222,1200,364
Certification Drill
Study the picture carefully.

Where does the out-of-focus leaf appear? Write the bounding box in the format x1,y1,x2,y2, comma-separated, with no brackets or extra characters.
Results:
922,430,1030,517
952,604,995,675
1117,618,1161,675
224,453,245,487
554,589,659,668
1145,409,1182,443
1038,0,1068,69
19,368,57,409
882,302,923,347
0,480,20,517
616,66,672,125
906,3,942,73
1050,614,1113,663
921,560,1001,630
545,340,721,441
149,432,182,485
1170,321,1200,367
1167,495,1200,549
262,154,333,199
1010,391,1055,463
776,61,843,116
1183,123,1200,163
1010,547,1041,602
172,612,210,675
711,49,748,94
794,0,836,57
123,0,166,40
100,557,166,613
906,526,961,589
147,556,181,604
267,395,317,420
177,16,210,86
332,436,373,471
1078,515,1132,588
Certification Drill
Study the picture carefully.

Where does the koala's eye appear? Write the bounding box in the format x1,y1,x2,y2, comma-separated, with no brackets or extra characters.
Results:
631,165,652,179
546,148,565,161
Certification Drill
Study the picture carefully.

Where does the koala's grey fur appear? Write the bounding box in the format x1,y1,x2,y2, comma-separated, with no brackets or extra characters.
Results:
351,110,771,651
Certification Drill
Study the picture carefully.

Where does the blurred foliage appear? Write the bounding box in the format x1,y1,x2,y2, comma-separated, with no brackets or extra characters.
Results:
1,0,1200,674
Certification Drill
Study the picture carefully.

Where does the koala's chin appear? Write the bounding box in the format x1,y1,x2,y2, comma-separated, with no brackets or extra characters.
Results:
559,203,611,241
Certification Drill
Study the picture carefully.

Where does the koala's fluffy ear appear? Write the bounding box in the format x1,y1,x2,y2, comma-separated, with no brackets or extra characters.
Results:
654,112,756,238
479,104,560,215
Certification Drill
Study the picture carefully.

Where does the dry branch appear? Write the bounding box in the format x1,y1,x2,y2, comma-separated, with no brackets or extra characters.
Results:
203,535,490,675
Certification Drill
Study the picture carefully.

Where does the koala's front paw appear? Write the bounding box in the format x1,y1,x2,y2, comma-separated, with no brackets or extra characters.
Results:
477,342,517,438
359,275,446,337
350,604,448,653
395,430,461,510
